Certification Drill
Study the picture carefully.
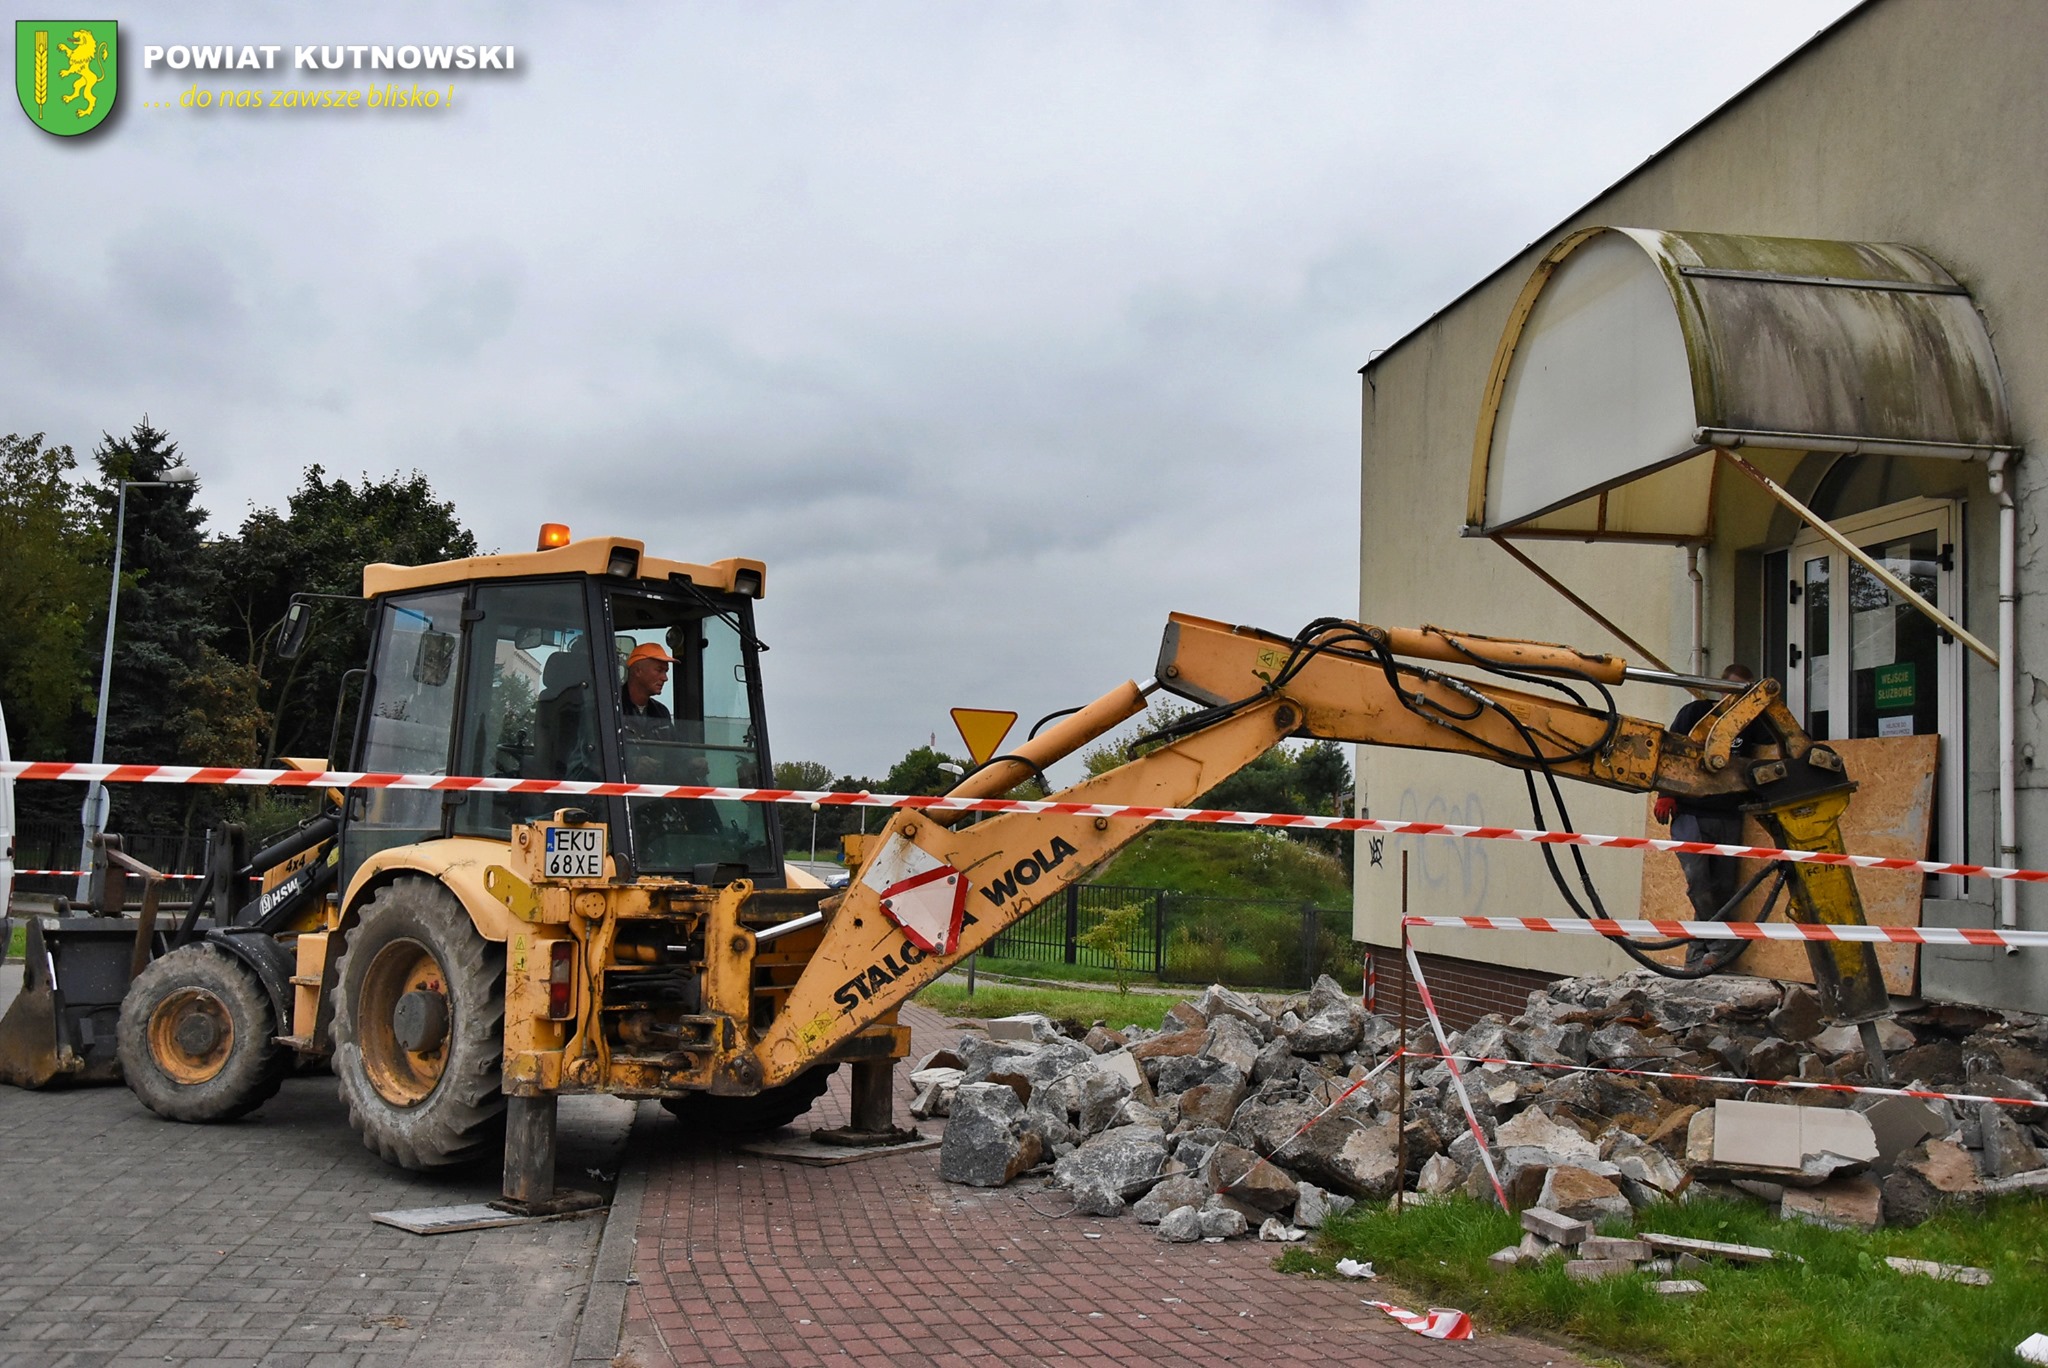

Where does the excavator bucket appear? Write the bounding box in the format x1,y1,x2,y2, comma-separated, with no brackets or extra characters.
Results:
0,917,137,1088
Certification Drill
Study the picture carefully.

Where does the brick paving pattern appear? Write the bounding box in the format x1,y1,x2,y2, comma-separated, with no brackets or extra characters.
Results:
622,1002,1583,1368
0,964,631,1368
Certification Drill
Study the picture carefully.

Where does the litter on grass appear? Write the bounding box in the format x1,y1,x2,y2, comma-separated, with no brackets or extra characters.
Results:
1335,1258,1376,1279
1366,1300,1473,1341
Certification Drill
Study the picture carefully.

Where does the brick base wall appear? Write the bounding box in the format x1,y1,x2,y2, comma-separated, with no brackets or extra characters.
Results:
1360,946,1560,1033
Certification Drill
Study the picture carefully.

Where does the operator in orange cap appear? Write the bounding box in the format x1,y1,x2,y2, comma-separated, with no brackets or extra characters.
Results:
620,642,677,739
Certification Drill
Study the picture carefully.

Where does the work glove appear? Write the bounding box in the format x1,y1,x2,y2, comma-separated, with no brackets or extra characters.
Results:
1652,795,1676,825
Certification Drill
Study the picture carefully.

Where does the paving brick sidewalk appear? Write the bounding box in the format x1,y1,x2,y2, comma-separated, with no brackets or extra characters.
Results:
620,1002,1583,1368
0,964,632,1368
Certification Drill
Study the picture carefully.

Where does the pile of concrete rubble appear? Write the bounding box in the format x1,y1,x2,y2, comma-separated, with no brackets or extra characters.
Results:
927,972,2048,1240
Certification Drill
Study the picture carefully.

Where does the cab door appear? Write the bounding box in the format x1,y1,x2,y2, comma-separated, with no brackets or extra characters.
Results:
339,588,466,889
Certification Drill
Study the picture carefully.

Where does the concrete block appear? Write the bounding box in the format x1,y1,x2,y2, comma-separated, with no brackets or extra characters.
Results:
1578,1237,1652,1262
1565,1258,1635,1282
1520,1207,1591,1245
1652,1279,1707,1296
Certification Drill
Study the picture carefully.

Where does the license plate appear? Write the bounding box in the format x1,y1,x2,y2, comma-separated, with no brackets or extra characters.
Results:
544,825,606,879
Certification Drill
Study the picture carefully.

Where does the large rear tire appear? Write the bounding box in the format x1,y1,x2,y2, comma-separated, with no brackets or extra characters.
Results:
117,944,289,1122
659,1064,838,1136
332,878,506,1169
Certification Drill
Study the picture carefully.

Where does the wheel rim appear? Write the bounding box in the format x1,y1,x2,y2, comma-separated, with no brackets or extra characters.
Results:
148,988,235,1084
358,938,450,1106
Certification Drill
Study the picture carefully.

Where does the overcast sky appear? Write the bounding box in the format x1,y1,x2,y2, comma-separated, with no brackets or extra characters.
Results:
4,1,1858,783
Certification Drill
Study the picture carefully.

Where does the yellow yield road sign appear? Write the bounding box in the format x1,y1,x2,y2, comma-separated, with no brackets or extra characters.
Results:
950,708,1017,768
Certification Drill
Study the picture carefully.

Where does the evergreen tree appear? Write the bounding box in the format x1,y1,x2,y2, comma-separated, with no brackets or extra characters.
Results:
86,419,230,838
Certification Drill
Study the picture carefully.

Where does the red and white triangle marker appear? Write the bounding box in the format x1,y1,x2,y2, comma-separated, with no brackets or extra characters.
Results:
859,833,971,954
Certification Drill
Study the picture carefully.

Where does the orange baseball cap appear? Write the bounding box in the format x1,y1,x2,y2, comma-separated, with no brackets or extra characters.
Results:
626,643,676,668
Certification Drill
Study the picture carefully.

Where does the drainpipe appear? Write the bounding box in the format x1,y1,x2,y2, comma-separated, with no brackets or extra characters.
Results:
1990,451,2019,934
1687,547,1706,676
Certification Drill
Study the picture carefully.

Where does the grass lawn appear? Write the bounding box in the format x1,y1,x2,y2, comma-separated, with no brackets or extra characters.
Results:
1284,1192,2048,1367
915,976,1177,1031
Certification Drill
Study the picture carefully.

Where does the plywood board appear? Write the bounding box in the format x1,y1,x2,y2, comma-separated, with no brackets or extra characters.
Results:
1638,735,1937,994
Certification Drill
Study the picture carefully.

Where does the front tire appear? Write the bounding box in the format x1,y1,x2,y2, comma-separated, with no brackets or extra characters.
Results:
332,878,506,1169
660,1065,839,1136
117,944,289,1122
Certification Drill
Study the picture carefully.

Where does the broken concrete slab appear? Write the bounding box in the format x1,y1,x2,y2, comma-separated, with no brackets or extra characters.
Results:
1885,1256,1992,1286
1977,1102,2047,1179
986,1013,1060,1043
1202,1015,1266,1076
1653,1279,1708,1296
1882,1138,1984,1226
1780,1174,1882,1231
1258,1218,1307,1242
1195,984,1273,1032
1130,1027,1208,1061
1863,1095,1947,1162
1538,1165,1631,1223
1199,1204,1248,1239
1705,1099,1877,1178
1983,1168,2048,1197
939,1083,1047,1187
1202,1142,1298,1212
1641,1232,1799,1264
1156,1205,1203,1242
1496,1107,1599,1162
1053,1124,1168,1205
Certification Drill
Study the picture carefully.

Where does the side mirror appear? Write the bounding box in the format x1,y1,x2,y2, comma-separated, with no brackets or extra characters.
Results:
277,600,313,660
412,629,458,687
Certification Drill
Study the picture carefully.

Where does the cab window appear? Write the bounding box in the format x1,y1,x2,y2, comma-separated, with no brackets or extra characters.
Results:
608,588,775,878
453,580,600,837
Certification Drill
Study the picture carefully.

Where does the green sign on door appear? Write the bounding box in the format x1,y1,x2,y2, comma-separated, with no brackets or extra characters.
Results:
1874,662,1917,711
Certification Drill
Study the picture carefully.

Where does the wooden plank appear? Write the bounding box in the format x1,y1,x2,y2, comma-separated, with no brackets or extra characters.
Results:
1638,735,1937,994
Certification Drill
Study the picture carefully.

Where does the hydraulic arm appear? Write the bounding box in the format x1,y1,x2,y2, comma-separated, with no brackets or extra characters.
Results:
752,613,1887,1086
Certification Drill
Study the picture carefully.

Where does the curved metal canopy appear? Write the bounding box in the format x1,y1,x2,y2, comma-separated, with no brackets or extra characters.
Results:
1467,227,2015,541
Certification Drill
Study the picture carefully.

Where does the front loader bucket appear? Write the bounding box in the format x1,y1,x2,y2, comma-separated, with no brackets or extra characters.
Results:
0,975,69,1087
0,918,136,1088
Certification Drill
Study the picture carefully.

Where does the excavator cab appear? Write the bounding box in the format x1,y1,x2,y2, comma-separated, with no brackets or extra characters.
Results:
339,548,784,894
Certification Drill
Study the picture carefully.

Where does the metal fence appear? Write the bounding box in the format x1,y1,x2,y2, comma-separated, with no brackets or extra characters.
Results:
7,820,206,896
983,882,1361,991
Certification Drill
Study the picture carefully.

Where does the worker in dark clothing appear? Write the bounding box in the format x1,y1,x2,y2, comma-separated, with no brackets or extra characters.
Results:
620,642,676,739
1654,664,1765,960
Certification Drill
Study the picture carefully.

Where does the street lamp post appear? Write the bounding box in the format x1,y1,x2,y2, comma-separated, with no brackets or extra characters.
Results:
76,466,197,900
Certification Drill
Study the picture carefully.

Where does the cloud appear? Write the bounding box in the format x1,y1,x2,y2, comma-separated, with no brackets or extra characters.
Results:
2,0,1858,778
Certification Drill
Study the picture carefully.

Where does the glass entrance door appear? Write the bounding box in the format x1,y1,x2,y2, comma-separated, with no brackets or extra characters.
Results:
1784,500,1960,877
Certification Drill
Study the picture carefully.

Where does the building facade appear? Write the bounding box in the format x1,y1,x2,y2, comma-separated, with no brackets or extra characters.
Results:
1355,0,2047,1012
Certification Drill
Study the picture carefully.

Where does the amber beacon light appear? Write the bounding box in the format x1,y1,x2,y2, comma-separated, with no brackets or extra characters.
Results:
537,523,572,550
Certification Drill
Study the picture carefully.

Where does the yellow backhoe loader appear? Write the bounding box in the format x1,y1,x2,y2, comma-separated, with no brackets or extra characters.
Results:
0,534,1890,1210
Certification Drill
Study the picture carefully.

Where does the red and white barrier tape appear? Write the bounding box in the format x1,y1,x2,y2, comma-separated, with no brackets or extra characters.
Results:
13,868,205,880
1366,1301,1473,1341
8,760,2043,887
1404,940,1511,1212
1403,914,2048,950
1406,1050,2046,1112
